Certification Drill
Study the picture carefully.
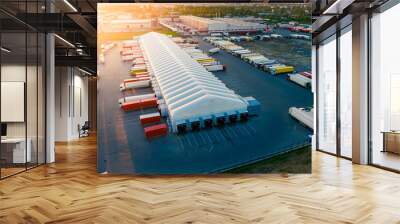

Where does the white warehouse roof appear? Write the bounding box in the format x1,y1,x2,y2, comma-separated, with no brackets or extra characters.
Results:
214,18,264,27
139,32,247,131
180,15,222,25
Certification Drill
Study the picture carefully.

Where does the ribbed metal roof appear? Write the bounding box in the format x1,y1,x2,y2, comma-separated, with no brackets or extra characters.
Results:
139,32,247,130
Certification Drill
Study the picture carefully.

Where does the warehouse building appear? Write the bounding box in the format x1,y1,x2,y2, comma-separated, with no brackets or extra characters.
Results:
180,16,221,33
213,18,266,33
139,32,249,133
180,16,265,34
101,19,155,33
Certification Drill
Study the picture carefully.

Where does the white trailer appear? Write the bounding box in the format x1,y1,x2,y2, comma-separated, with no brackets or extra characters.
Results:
205,64,224,72
131,54,143,59
271,34,283,39
226,46,244,53
248,56,268,64
241,53,260,60
234,50,252,57
253,59,275,68
122,40,138,48
190,54,210,60
118,93,155,105
290,34,311,40
201,61,220,66
232,49,251,55
260,35,271,40
122,55,134,62
210,33,222,37
120,80,150,91
289,107,313,129
208,47,220,55
132,58,145,65
243,54,263,62
288,73,311,88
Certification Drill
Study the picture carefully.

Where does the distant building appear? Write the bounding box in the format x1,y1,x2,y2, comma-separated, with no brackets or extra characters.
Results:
102,19,155,32
180,16,219,33
180,16,265,34
240,16,266,24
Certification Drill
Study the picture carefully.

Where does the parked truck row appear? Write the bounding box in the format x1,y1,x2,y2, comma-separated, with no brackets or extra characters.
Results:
204,37,295,75
173,38,225,72
117,39,168,139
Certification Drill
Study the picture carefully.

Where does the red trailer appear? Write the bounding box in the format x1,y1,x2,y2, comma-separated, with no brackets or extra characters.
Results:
300,72,312,79
135,74,150,78
139,112,161,125
132,72,149,77
122,77,150,85
132,62,146,67
121,50,134,56
141,98,158,108
144,123,168,139
121,97,158,111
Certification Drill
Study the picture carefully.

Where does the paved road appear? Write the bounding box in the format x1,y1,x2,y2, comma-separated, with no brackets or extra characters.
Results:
97,36,312,174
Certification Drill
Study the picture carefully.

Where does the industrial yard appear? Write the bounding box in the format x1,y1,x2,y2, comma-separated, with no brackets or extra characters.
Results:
97,3,312,174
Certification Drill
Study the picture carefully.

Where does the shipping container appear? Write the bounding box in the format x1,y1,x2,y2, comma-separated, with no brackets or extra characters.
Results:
132,54,143,59
144,123,168,139
248,56,268,64
196,58,215,63
132,62,146,67
232,49,251,56
131,64,147,70
130,67,147,75
132,59,144,65
270,65,295,75
288,73,311,88
210,32,222,37
300,71,312,79
254,59,276,68
208,47,220,54
229,36,241,42
263,63,282,71
122,55,134,62
122,40,138,48
199,61,220,66
260,35,271,40
270,34,283,39
289,107,313,129
241,53,260,60
122,76,150,85
119,93,155,105
140,112,161,125
120,80,151,91
121,50,141,56
134,74,150,79
205,64,225,72
225,46,244,53
190,54,210,60
121,97,158,111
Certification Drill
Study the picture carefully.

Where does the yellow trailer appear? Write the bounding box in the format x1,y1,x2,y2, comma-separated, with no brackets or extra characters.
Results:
196,58,215,63
130,68,147,75
271,66,294,75
132,71,149,77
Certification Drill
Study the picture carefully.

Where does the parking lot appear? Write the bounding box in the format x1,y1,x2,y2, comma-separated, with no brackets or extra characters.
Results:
97,32,312,174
